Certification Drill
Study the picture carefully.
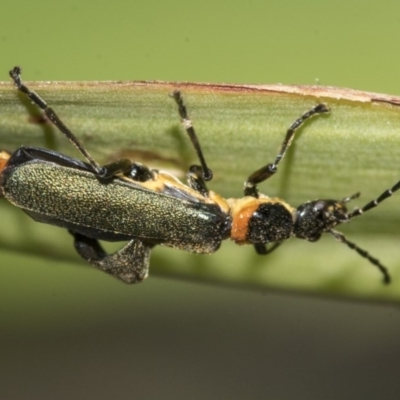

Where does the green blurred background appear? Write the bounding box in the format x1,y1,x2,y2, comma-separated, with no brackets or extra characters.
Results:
2,1,400,399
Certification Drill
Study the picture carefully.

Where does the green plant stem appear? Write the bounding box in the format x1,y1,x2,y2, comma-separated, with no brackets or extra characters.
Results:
1,80,400,300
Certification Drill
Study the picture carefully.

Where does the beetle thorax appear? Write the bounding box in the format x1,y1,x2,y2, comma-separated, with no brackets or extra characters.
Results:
227,196,296,245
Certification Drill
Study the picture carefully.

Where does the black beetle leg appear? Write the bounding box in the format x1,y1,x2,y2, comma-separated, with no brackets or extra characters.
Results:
70,232,152,283
254,242,282,255
244,104,330,198
9,67,154,184
99,159,155,182
186,165,210,197
171,90,213,197
9,66,103,175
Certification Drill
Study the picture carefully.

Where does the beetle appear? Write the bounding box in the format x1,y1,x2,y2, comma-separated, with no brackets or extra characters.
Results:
0,66,397,284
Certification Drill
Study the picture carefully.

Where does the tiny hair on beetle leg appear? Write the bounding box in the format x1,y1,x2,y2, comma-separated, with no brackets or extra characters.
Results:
0,66,397,285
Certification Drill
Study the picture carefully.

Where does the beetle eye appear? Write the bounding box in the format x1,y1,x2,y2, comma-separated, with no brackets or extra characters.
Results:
313,201,326,212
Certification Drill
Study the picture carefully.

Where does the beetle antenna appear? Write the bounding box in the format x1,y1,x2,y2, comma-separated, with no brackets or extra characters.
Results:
341,192,360,203
347,180,400,219
171,90,213,181
9,66,102,175
329,229,391,284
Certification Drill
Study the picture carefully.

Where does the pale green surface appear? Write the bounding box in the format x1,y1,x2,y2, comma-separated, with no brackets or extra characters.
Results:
1,1,400,399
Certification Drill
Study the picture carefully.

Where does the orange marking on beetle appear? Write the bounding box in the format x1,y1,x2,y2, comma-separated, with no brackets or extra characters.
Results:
228,197,261,244
0,151,10,173
228,196,296,244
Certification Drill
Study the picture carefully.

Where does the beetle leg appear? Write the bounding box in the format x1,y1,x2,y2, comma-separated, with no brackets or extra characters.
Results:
244,104,330,197
70,232,152,283
186,165,210,197
254,242,282,255
171,91,213,195
9,67,155,184
99,160,155,182
9,66,103,175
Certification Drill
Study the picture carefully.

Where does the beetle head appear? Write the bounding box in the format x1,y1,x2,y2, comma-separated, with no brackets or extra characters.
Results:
294,199,348,242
